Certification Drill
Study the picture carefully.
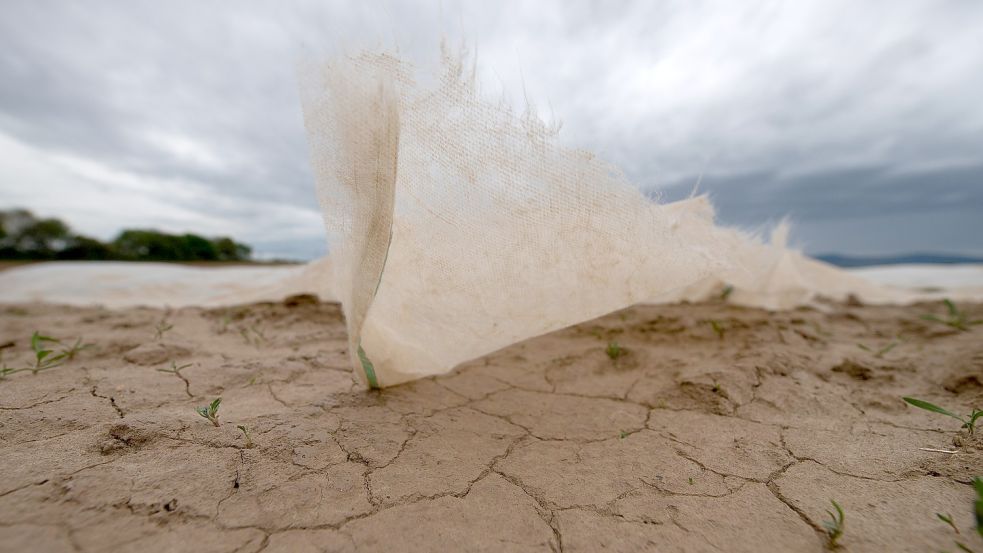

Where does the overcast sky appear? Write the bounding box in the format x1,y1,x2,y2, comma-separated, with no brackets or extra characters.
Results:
1,0,981,259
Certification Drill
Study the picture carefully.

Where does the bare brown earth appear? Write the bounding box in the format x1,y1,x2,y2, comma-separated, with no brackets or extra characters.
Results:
0,297,981,552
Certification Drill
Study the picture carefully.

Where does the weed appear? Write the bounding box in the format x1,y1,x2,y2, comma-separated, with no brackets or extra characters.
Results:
938,512,960,534
239,325,267,346
605,341,625,360
857,340,898,358
688,477,694,485
903,397,983,434
237,425,254,448
720,285,734,301
709,320,725,339
59,337,93,361
921,299,982,332
154,319,174,341
219,312,233,333
823,499,845,548
196,397,221,427
0,361,16,380
0,332,91,381
619,430,627,439
937,485,983,551
29,331,67,373
157,361,192,375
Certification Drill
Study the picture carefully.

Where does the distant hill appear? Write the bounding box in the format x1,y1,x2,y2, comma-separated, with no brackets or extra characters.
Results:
816,253,983,268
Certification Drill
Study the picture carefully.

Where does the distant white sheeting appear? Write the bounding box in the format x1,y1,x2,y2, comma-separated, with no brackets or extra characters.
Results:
0,258,335,308
850,264,983,291
0,259,980,309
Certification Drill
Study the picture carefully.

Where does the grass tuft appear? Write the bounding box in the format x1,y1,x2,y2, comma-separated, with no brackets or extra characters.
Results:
823,499,845,549
709,320,725,339
938,512,959,534
154,319,174,341
605,341,625,360
857,340,898,358
903,397,982,434
921,299,982,332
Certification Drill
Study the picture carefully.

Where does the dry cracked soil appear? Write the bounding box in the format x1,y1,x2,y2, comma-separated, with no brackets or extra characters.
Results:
0,296,981,552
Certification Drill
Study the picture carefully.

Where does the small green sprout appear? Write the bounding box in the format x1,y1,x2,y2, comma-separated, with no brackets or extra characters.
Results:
823,499,845,548
921,299,982,332
29,331,66,373
196,397,221,427
237,425,254,448
0,362,16,380
605,341,625,360
238,325,267,346
688,477,694,485
720,284,734,301
618,430,627,439
154,319,174,341
938,512,960,534
857,340,898,358
0,333,91,381
157,361,192,375
903,397,983,434
709,320,725,339
59,337,94,361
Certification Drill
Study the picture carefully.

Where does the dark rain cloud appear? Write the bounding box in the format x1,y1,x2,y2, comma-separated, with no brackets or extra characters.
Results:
0,0,981,258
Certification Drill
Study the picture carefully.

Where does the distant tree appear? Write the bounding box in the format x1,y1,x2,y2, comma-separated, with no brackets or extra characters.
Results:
0,210,70,258
112,230,178,261
56,235,115,260
214,237,251,261
0,209,254,262
180,233,219,261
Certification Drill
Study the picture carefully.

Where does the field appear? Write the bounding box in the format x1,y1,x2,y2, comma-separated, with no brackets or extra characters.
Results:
0,297,981,552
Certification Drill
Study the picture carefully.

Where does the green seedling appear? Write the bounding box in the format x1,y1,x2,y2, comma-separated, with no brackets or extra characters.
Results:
921,299,982,332
709,320,725,339
29,331,66,373
0,333,90,381
157,361,192,375
196,397,221,427
720,285,734,301
605,341,625,360
823,499,845,548
58,337,93,361
157,361,193,397
237,425,254,448
903,397,983,434
0,361,16,380
688,477,694,485
238,325,267,346
857,340,898,358
154,319,174,341
939,512,960,534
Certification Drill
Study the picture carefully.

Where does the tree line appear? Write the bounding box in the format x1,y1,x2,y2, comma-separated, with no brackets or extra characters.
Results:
0,209,252,262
